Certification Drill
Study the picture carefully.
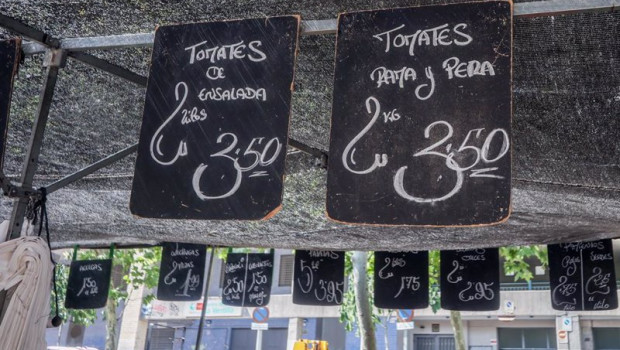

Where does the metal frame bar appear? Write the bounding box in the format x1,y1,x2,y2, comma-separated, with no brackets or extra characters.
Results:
45,143,138,194
8,62,60,239
19,0,620,55
0,0,615,241
67,51,148,87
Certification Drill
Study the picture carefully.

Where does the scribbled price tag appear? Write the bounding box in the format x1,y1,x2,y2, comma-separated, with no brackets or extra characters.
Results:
440,248,500,311
131,16,300,220
157,242,207,301
65,259,112,309
327,2,512,226
548,239,618,311
221,252,274,307
374,251,429,309
293,250,345,306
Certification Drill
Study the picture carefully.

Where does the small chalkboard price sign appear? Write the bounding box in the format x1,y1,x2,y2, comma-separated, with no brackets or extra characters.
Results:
548,239,618,311
65,259,112,309
157,242,207,301
131,16,300,220
0,38,20,170
440,248,499,311
221,252,274,307
326,1,513,225
293,250,345,306
374,251,429,309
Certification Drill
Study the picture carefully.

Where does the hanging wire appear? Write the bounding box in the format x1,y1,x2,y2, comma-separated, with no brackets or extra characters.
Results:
36,187,62,326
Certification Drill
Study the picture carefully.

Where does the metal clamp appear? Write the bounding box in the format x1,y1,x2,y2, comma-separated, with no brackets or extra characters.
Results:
43,49,66,68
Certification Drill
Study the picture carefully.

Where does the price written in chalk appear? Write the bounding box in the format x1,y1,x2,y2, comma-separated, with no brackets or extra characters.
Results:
293,251,346,306
548,240,618,311
327,1,512,226
157,242,207,301
440,249,500,311
131,16,300,220
65,259,112,310
374,251,429,309
221,252,274,307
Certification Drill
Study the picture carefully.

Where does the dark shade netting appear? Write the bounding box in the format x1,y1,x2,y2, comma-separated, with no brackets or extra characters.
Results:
0,0,618,250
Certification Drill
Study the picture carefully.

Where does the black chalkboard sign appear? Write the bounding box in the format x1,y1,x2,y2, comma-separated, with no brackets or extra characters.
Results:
293,250,345,306
131,16,300,220
0,38,20,170
374,251,429,309
157,242,207,301
326,1,512,225
440,248,499,311
221,252,274,307
548,239,618,311
65,259,112,309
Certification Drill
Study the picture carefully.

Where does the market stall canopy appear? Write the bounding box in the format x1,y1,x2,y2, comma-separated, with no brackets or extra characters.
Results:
0,0,618,250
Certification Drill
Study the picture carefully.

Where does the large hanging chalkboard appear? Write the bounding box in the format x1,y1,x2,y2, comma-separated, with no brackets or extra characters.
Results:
0,38,20,170
548,239,618,311
130,16,300,220
293,250,345,306
440,248,499,311
157,242,207,301
326,1,512,225
65,259,112,309
221,252,274,307
374,251,429,309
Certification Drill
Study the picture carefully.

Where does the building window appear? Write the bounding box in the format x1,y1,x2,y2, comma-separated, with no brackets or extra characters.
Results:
278,255,294,287
593,328,620,350
498,328,556,349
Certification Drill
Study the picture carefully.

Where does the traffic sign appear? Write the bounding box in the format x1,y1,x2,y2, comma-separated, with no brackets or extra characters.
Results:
251,322,269,330
561,316,572,331
252,307,270,323
397,309,414,322
558,330,568,344
503,300,515,314
396,322,415,330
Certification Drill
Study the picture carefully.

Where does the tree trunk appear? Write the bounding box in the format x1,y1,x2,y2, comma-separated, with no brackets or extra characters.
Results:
105,282,118,350
383,311,392,350
449,310,466,350
352,251,376,350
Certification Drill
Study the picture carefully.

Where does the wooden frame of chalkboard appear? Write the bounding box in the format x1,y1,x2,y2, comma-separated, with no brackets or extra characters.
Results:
221,251,274,307
130,16,300,220
374,251,429,309
157,242,207,301
548,239,618,311
326,1,513,226
65,259,113,309
0,38,21,171
292,250,345,306
440,248,500,311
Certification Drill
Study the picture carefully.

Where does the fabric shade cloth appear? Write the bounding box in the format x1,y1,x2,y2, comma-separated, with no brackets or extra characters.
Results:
0,236,53,350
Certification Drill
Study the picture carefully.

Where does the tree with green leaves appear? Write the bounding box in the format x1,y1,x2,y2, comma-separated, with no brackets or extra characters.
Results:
341,246,548,350
51,247,161,350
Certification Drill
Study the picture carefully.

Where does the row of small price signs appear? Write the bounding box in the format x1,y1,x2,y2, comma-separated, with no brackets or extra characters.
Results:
66,240,617,312
130,1,513,227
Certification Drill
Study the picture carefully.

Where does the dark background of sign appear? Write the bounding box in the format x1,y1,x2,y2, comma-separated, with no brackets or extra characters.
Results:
0,39,20,170
157,242,207,301
293,250,345,306
548,239,618,311
131,16,299,219
327,2,512,225
221,252,274,307
65,259,112,309
374,251,429,309
440,248,499,311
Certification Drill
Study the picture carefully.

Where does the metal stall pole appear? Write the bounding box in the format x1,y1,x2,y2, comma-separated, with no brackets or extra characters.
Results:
255,327,263,350
7,49,65,240
195,246,216,349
